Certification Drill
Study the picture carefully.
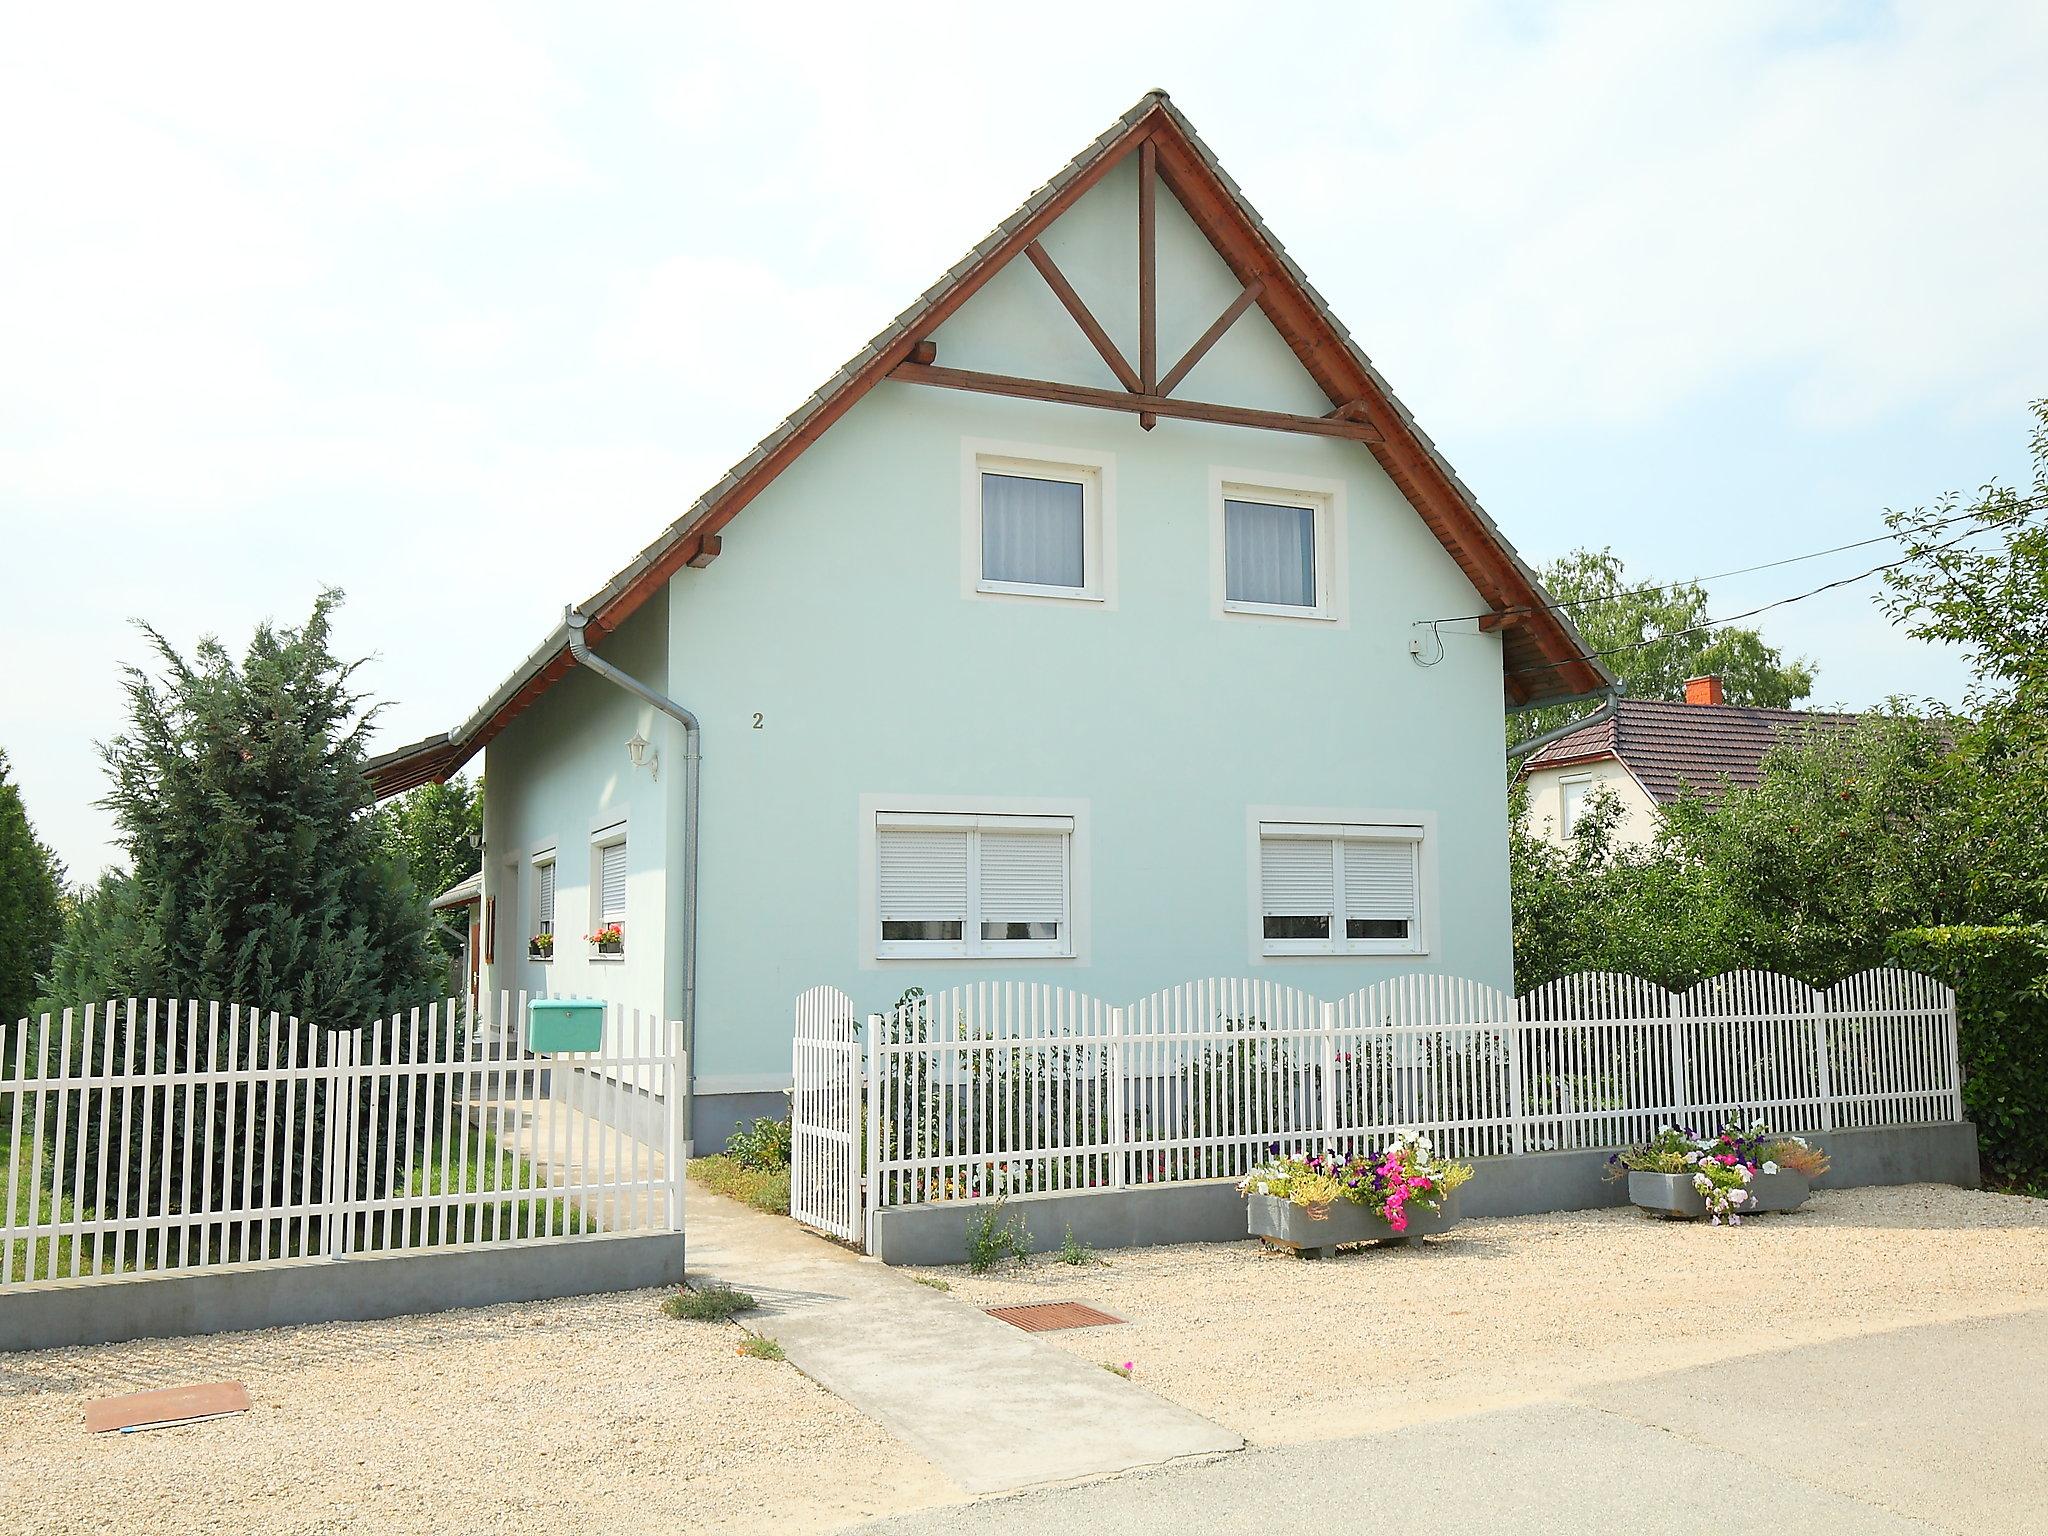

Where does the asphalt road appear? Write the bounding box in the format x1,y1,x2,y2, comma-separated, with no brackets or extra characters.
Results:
848,1307,2048,1535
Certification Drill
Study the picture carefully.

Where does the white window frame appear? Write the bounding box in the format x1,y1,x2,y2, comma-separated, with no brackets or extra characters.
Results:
590,820,627,962
1559,773,1593,836
1247,807,1434,959
860,794,1090,966
1209,467,1346,624
961,439,1116,606
530,847,557,962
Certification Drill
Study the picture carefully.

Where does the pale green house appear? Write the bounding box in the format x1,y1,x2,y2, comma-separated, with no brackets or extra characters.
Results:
370,92,1608,1149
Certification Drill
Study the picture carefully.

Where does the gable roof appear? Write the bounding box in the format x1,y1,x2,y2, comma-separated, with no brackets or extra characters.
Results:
369,90,1611,798
1519,698,1860,806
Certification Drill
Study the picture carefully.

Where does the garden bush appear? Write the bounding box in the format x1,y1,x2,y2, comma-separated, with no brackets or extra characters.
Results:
724,1114,792,1172
1889,925,2048,1188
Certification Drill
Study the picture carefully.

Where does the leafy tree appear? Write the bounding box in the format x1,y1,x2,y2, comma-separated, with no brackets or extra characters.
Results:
1880,400,2048,713
0,749,65,1029
373,776,482,956
1514,547,1817,745
43,591,440,1020
36,593,446,1252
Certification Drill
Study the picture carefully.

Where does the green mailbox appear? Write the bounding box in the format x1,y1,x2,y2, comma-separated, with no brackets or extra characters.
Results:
529,997,605,1054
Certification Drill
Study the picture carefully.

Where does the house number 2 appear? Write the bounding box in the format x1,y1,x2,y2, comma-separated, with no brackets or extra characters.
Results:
752,713,764,729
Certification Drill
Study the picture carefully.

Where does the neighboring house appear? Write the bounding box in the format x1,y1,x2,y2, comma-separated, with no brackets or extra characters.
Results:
429,871,483,1007
1519,674,1856,848
368,91,1608,1149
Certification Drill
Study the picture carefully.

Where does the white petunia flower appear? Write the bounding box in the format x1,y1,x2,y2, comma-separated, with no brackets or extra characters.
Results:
1763,1161,1779,1175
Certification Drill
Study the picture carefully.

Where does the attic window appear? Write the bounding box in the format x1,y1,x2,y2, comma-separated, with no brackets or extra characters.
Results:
971,449,1107,603
1212,471,1343,623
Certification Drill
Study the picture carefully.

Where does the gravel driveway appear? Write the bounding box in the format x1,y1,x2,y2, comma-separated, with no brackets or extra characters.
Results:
0,1287,951,1536
916,1183,2048,1445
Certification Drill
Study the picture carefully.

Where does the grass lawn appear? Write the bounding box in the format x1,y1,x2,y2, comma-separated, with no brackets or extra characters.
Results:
689,1154,789,1215
1,1108,584,1277
395,1124,590,1244
1,1118,120,1284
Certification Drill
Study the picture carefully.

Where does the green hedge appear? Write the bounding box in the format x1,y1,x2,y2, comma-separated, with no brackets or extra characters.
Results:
1888,925,2048,1187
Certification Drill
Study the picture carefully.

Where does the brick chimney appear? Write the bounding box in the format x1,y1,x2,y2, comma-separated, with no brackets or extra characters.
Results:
1684,675,1725,707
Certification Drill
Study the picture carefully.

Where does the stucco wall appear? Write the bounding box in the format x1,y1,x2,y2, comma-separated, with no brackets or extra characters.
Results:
481,600,675,1017
655,155,1516,1094
1520,758,1661,849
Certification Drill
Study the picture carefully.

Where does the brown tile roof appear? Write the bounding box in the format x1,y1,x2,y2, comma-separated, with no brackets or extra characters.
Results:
1520,698,1859,806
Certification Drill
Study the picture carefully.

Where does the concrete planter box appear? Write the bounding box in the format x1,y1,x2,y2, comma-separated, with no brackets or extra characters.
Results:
1746,1169,1812,1213
1628,1168,1811,1219
1245,1191,1459,1258
1628,1170,1709,1219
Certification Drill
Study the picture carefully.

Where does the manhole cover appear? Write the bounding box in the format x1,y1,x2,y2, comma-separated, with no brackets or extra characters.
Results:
985,1302,1126,1332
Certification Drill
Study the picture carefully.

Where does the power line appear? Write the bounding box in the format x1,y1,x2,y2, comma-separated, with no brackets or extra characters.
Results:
1504,502,2038,678
1434,492,2048,629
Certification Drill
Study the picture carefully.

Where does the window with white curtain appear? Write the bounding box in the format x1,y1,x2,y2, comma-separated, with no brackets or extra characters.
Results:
975,453,1101,599
1258,822,1423,955
1213,473,1339,620
1225,497,1317,608
876,811,1072,957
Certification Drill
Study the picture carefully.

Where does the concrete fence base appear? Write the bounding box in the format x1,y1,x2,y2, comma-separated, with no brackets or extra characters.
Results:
865,1120,1982,1267
0,1230,687,1354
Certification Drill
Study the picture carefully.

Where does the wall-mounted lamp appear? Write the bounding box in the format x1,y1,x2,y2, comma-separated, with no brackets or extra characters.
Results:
626,731,660,780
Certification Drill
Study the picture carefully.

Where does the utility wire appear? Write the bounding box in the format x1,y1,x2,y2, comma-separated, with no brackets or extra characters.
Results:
1504,503,2038,678
1434,492,2048,628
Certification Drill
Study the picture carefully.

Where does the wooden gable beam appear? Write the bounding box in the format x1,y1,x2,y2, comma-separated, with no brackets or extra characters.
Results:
1024,240,1141,392
1157,280,1264,397
580,108,1165,644
887,360,1384,444
1138,137,1158,430
686,533,721,569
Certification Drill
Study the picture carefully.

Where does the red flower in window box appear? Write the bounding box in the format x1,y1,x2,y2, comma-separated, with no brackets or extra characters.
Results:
587,923,624,955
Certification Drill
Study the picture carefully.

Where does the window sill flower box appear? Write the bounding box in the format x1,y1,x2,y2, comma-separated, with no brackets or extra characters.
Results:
527,936,554,961
1245,1190,1460,1257
587,924,624,958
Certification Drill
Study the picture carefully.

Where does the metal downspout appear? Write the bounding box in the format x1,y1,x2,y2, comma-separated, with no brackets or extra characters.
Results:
1505,683,1625,764
564,608,701,1152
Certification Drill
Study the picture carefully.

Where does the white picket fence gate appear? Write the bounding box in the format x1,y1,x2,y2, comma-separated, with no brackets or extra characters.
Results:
1,992,684,1288
790,968,1962,1249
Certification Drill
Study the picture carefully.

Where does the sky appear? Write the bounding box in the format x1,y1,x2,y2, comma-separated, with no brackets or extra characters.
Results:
3,1,2044,881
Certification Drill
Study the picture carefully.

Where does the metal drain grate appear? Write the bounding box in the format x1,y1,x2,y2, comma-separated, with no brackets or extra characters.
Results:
984,1302,1126,1332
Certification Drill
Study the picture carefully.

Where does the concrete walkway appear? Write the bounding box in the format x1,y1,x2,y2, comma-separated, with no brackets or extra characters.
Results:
845,1307,2048,1534
684,1193,1241,1495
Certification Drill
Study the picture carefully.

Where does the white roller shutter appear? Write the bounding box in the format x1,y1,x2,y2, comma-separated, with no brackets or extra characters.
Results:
599,841,628,925
878,827,970,924
1343,838,1418,922
1260,836,1335,919
536,860,556,934
978,831,1067,925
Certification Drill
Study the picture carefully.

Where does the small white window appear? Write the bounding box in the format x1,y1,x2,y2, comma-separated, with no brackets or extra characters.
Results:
1212,471,1342,622
1259,822,1422,955
1559,775,1592,836
591,835,626,955
876,812,1071,957
531,856,556,960
971,450,1105,601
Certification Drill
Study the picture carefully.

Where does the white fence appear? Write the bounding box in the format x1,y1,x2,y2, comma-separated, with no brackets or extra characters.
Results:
791,968,1961,1241
2,992,684,1288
